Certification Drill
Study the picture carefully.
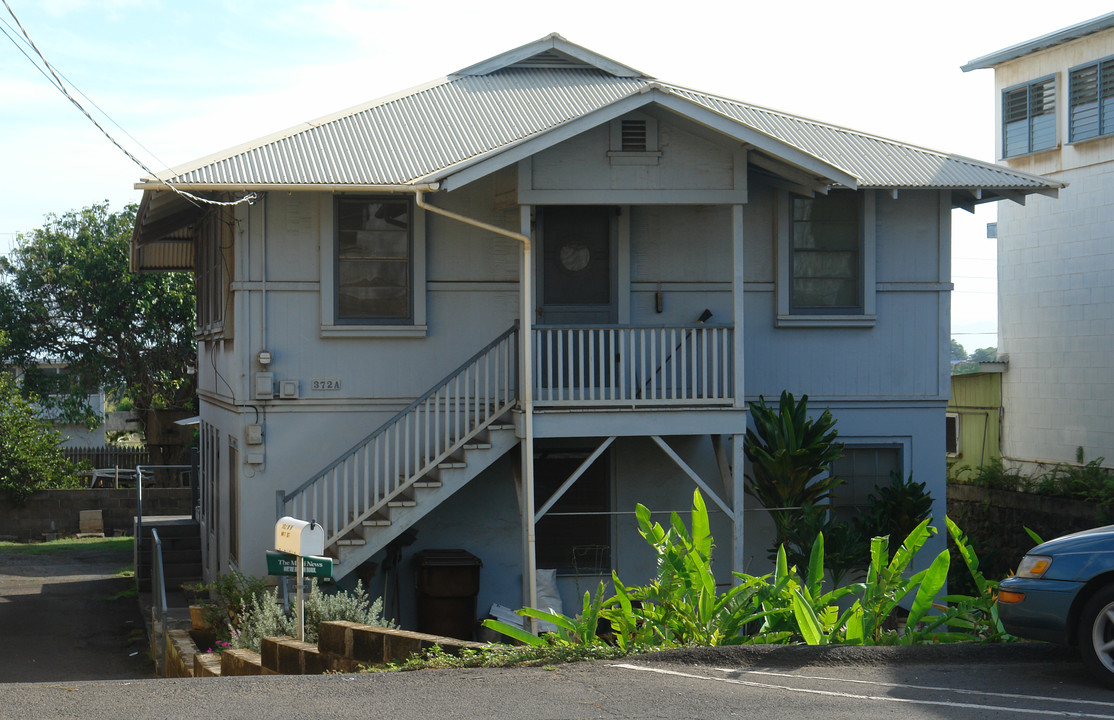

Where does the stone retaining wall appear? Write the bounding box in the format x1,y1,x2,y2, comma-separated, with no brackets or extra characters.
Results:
947,483,1105,584
0,488,192,539
194,623,490,678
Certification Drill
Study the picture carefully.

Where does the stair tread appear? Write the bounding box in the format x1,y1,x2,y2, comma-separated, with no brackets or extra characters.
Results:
413,481,442,488
337,539,366,546
362,519,392,526
438,462,466,469
387,500,416,507
463,443,492,450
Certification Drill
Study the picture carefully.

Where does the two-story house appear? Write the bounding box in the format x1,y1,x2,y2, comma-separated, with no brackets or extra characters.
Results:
963,12,1114,472
131,35,1058,628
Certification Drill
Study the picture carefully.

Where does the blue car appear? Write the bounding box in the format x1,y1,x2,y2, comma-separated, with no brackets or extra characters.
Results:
999,525,1114,686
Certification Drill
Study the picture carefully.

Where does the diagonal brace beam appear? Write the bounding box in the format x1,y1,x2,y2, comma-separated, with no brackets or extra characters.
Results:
650,436,733,516
534,437,616,523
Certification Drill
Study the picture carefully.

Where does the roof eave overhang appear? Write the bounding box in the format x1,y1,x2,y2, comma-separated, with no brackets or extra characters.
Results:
421,87,858,194
961,11,1114,71
949,185,1061,213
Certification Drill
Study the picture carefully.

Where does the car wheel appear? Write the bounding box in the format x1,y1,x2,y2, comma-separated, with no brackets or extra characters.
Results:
1078,585,1114,687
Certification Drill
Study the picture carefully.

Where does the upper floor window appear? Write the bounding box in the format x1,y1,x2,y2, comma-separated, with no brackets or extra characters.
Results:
1002,76,1057,157
197,206,233,337
335,197,412,324
1069,57,1114,142
790,191,862,313
777,190,875,327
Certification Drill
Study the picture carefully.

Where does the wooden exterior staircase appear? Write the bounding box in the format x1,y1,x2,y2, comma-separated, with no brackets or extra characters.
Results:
277,325,520,578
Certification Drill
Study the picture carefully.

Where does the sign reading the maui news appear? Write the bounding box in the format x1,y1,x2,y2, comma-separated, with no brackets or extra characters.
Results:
265,549,333,578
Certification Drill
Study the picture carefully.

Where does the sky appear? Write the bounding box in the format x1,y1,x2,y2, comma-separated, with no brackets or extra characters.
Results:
2,0,1111,352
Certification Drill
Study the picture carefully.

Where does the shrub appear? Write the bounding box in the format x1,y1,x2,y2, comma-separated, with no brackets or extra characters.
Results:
231,579,392,652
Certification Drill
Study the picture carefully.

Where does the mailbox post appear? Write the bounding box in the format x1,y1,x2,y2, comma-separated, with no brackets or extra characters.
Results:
275,516,325,641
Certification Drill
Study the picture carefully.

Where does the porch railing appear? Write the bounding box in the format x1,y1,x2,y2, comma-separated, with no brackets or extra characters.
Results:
533,324,734,406
279,323,519,549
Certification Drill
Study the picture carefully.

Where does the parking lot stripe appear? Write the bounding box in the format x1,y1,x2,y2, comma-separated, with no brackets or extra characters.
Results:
719,669,1114,710
611,664,1114,719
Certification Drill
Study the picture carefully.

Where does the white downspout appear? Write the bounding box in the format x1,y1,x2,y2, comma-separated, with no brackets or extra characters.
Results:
413,190,538,628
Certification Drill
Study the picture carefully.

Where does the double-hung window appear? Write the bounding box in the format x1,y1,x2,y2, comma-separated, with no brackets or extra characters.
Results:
335,197,412,324
790,191,862,313
1002,76,1057,157
1069,57,1114,142
777,190,875,327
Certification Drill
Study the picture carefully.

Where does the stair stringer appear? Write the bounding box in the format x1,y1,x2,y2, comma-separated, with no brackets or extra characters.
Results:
332,426,520,579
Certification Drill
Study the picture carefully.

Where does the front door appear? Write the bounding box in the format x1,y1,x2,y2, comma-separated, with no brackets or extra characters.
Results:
538,206,616,324
536,206,617,400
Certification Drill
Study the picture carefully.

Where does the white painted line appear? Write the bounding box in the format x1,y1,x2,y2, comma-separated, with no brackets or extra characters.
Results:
611,664,1114,719
716,668,1114,710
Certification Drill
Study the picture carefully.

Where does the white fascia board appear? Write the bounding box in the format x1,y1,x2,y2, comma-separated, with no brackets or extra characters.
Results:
432,88,857,193
452,33,645,78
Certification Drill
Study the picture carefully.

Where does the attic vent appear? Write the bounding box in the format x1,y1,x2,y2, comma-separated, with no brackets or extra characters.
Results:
510,50,595,71
621,120,648,151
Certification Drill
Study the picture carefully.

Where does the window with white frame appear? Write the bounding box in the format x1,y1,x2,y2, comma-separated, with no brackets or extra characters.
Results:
945,413,960,457
335,197,413,324
1070,57,1114,142
829,446,902,526
1002,76,1057,157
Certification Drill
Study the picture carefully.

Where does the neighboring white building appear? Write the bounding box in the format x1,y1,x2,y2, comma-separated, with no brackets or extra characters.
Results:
132,35,1057,629
964,12,1114,469
14,363,107,448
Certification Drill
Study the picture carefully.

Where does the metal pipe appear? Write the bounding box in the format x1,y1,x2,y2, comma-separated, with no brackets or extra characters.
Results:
412,191,538,627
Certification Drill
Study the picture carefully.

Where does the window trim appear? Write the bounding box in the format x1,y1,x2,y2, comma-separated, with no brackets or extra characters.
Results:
320,194,427,338
1001,74,1058,158
945,412,961,458
1069,56,1114,144
776,189,876,328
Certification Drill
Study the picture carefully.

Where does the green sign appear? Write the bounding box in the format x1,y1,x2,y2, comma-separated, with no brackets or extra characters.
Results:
265,549,333,578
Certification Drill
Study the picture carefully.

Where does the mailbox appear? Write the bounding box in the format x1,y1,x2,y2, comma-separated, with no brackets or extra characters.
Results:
275,516,325,557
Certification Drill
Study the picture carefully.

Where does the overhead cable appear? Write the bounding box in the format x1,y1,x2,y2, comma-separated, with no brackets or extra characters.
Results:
1,0,255,209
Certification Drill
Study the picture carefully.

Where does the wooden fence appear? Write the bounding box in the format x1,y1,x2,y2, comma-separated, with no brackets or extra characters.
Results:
63,446,149,469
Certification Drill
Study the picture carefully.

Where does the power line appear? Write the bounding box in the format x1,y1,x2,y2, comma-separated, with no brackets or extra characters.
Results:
0,0,254,210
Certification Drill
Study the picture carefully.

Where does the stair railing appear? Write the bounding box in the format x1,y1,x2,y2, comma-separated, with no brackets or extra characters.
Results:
279,323,519,550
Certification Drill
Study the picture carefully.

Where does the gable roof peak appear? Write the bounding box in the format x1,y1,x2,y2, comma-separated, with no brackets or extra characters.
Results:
452,33,649,78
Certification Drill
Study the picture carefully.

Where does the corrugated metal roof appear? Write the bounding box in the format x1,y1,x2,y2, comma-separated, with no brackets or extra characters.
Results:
668,87,1054,191
138,36,1060,198
962,11,1114,71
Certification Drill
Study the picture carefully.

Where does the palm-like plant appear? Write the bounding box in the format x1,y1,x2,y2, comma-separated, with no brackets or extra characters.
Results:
744,391,844,560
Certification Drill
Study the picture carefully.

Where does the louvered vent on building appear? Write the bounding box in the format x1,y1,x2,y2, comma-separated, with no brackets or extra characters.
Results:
621,119,648,151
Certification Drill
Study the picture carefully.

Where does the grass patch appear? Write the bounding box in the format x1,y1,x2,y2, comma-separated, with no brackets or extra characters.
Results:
105,584,138,601
115,564,135,578
0,536,132,555
366,643,634,672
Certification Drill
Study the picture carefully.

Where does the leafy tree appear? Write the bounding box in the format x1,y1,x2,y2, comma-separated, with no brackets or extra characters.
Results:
0,331,82,504
950,339,967,363
969,347,997,363
0,202,196,437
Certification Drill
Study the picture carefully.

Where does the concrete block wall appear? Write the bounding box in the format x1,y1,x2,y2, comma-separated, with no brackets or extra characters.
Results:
0,488,192,539
998,161,1114,466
